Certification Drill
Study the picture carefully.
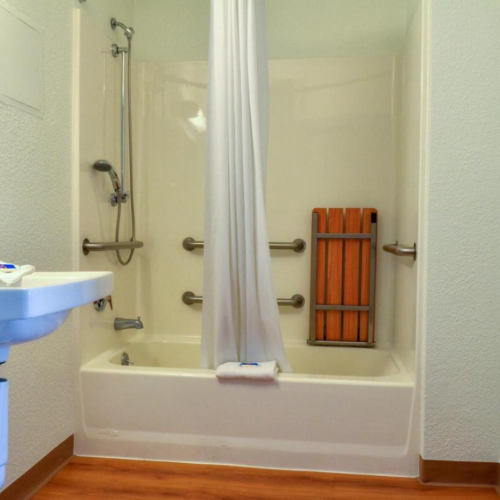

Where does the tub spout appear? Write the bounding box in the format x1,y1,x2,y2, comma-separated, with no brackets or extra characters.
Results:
114,317,144,331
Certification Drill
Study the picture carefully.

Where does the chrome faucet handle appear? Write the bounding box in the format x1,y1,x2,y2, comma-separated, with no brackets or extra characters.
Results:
94,295,113,312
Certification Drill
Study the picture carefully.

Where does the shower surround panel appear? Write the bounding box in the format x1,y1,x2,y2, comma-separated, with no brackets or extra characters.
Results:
134,56,399,347
75,10,139,366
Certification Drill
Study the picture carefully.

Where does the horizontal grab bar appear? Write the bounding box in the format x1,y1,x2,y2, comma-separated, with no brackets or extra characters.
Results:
182,291,305,309
183,237,306,253
383,242,417,260
82,238,144,256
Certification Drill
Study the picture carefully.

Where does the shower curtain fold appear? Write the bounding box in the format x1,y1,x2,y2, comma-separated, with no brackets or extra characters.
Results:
201,0,291,372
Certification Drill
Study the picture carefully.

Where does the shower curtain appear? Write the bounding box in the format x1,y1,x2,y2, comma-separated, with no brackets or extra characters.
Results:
201,0,291,372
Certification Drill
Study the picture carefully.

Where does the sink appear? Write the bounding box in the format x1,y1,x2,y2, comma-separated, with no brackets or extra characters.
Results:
0,271,113,489
0,272,113,363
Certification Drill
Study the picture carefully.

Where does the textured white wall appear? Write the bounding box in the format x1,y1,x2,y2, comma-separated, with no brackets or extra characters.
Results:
422,0,500,462
0,0,132,489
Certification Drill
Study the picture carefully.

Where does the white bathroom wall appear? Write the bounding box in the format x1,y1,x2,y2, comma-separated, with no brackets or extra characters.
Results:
265,0,408,59
422,0,500,463
135,59,400,345
393,3,423,376
0,0,133,489
76,0,134,43
267,57,397,345
132,0,410,62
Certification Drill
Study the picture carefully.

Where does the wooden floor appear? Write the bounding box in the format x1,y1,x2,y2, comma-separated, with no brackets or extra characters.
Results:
34,457,499,500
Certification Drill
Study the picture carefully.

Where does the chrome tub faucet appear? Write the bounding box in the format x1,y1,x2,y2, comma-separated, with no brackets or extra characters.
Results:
114,317,144,331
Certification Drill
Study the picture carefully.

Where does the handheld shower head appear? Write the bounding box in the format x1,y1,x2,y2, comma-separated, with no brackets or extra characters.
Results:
93,159,121,193
111,18,135,40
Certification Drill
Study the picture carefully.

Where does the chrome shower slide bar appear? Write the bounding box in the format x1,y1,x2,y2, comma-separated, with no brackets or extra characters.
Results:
82,238,144,256
183,237,306,253
182,291,305,309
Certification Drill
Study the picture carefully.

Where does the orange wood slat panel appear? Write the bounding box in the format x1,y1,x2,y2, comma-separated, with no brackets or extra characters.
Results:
312,208,327,340
359,209,377,342
342,208,361,341
326,208,344,341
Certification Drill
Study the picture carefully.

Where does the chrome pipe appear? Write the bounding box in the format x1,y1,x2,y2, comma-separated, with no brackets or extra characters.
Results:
82,238,144,255
183,237,306,253
111,18,135,40
383,242,417,260
182,292,305,309
110,44,128,201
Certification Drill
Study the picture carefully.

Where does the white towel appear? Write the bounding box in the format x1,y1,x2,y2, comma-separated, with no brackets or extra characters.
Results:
215,361,278,381
0,261,35,287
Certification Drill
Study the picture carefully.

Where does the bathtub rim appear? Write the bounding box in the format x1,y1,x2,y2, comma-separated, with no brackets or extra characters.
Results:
81,334,414,387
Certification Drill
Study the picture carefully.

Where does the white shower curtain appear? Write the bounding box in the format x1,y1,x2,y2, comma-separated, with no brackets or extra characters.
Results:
201,0,291,372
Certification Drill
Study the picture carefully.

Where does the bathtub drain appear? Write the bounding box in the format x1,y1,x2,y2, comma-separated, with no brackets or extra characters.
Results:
121,352,134,366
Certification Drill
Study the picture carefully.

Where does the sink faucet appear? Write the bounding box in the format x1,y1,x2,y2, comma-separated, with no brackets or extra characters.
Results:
114,317,144,331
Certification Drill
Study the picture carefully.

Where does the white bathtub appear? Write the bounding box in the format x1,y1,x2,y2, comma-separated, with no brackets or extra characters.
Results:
78,336,419,476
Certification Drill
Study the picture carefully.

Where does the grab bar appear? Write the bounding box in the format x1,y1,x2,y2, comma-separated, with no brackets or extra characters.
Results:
183,237,306,253
383,242,417,261
182,291,305,309
82,238,144,256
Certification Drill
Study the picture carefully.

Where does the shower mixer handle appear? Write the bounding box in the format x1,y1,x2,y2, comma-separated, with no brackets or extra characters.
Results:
94,295,113,312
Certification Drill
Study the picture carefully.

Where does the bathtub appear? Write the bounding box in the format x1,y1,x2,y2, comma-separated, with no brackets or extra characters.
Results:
78,336,419,476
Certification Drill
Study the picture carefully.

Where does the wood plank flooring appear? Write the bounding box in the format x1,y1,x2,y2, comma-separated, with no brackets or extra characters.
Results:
33,457,499,500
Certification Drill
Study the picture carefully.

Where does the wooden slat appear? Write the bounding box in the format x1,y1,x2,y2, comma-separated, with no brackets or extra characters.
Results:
359,209,377,342
326,208,344,341
312,208,327,340
342,208,361,341
34,457,500,500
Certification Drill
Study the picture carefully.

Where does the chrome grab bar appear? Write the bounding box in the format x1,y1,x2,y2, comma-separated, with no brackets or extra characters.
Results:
182,291,305,309
82,238,144,256
383,242,417,260
183,237,306,253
